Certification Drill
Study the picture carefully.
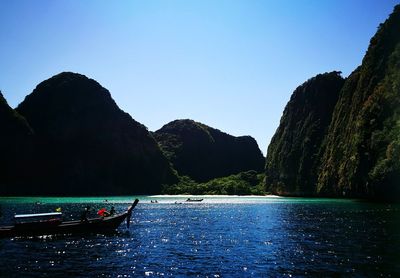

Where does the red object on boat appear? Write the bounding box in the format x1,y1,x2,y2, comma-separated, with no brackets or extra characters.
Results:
97,208,106,216
0,199,140,238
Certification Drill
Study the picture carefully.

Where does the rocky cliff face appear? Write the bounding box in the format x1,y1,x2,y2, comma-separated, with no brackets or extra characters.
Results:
266,5,400,200
154,119,265,182
265,72,345,195
317,5,400,200
14,72,177,195
0,92,34,193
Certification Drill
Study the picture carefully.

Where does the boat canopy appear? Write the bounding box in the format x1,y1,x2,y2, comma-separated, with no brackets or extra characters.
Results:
14,212,62,219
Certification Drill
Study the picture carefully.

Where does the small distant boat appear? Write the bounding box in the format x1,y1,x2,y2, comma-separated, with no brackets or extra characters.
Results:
0,199,139,238
186,198,203,202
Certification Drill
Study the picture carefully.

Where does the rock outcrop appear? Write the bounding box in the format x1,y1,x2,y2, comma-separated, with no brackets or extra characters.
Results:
265,72,344,195
154,119,265,182
265,5,400,200
317,5,400,200
13,72,177,195
0,92,34,193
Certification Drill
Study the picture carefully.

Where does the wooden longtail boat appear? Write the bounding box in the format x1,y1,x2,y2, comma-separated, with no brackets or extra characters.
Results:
186,198,203,202
0,199,139,238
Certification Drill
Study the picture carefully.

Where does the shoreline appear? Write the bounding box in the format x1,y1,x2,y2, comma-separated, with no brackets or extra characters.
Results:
149,194,281,198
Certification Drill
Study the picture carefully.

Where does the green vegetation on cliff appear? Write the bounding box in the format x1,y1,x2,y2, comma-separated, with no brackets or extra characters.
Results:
154,119,265,182
163,170,266,195
265,5,400,200
317,5,400,200
1,74,265,196
265,72,344,196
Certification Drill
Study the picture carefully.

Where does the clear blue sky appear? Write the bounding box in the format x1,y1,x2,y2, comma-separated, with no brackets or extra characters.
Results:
0,0,398,154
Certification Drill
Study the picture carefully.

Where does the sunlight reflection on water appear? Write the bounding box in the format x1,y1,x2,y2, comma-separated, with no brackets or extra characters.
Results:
0,196,399,276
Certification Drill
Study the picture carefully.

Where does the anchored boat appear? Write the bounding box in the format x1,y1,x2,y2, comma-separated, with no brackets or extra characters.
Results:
186,198,203,202
0,199,139,238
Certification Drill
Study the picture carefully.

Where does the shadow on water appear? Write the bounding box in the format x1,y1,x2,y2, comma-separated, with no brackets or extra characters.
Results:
0,228,138,277
4,229,132,242
270,201,400,276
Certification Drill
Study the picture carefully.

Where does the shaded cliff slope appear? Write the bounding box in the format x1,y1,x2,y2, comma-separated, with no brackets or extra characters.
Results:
0,92,34,193
265,72,345,195
15,72,177,195
154,119,265,182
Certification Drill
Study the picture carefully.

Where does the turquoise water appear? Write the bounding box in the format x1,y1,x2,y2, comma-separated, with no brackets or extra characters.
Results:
0,195,363,204
0,196,399,276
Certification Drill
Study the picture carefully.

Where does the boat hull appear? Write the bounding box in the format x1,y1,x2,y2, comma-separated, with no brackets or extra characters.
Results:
186,199,203,202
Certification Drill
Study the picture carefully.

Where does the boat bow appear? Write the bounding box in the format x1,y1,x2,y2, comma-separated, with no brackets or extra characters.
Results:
126,199,139,228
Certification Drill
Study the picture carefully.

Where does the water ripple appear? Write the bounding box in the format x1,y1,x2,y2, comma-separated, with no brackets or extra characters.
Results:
0,198,399,276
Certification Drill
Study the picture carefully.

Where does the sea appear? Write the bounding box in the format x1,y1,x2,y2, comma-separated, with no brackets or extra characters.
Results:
0,196,399,277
